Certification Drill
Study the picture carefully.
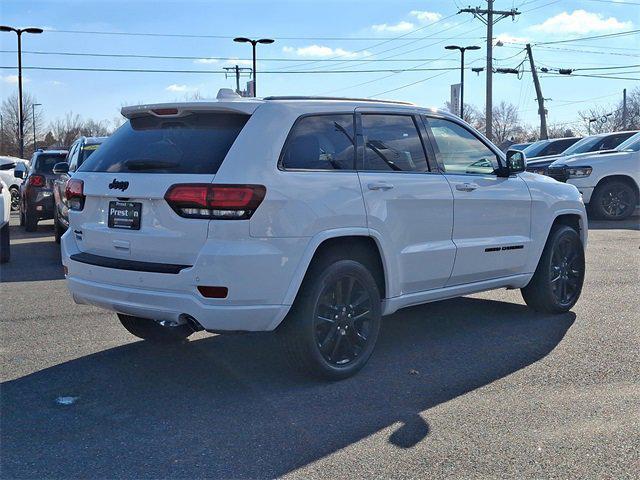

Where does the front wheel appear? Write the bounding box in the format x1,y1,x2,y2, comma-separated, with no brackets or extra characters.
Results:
54,209,64,244
118,314,193,343
280,259,382,380
521,225,585,313
591,180,637,221
9,187,20,211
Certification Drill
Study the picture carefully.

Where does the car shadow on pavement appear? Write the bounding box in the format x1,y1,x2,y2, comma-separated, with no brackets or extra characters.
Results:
0,239,64,282
1,297,575,479
587,215,639,231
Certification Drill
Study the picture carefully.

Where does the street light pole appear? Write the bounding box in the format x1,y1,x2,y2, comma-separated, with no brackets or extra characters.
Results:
32,103,41,151
445,45,480,121
0,25,43,158
233,37,274,97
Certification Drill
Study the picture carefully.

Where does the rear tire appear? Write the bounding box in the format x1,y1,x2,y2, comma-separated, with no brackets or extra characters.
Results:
0,223,9,264
590,180,637,221
19,208,25,227
24,211,37,232
279,258,382,380
54,210,63,244
521,225,585,314
117,314,193,343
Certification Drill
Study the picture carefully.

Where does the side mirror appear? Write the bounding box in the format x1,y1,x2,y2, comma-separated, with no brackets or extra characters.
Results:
53,162,69,175
505,149,527,174
14,169,24,179
0,162,16,171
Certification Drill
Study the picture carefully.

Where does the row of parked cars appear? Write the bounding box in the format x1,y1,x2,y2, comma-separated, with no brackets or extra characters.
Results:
512,130,640,220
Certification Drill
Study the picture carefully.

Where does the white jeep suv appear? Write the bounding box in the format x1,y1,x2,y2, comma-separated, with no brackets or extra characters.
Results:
61,94,587,379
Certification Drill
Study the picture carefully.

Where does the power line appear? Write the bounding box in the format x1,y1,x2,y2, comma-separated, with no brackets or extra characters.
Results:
45,28,484,41
0,49,461,63
0,65,465,74
537,29,640,45
369,70,451,98
581,0,640,6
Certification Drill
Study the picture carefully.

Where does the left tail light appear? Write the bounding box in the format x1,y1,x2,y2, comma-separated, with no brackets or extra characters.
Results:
65,178,85,211
164,184,266,220
28,174,46,188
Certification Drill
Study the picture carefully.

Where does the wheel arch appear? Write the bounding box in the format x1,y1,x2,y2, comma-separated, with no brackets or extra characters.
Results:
281,228,391,308
551,211,587,246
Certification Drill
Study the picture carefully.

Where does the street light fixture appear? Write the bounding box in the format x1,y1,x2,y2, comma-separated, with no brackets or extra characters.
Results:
1,25,43,158
445,45,480,120
32,103,42,151
233,37,274,97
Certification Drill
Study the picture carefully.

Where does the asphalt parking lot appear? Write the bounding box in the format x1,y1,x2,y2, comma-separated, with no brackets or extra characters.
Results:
1,213,639,479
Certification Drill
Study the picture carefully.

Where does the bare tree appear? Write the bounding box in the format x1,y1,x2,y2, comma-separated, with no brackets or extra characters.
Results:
577,87,640,135
490,101,523,144
0,90,44,158
49,112,85,148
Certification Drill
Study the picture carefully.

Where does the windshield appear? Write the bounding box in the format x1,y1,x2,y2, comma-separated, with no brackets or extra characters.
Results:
79,113,249,174
34,153,67,173
522,140,549,157
563,131,636,156
616,132,640,152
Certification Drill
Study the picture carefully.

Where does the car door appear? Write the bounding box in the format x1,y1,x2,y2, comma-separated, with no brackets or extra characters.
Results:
356,109,456,295
423,115,532,286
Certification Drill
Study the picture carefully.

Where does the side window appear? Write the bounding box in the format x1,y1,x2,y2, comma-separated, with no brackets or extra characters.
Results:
602,133,632,150
68,143,80,172
361,114,428,172
425,117,499,175
281,115,355,170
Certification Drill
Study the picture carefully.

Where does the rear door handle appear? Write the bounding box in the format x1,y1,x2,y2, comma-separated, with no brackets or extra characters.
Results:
368,182,394,191
455,182,478,192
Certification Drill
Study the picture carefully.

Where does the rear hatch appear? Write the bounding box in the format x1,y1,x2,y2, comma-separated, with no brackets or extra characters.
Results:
71,109,251,266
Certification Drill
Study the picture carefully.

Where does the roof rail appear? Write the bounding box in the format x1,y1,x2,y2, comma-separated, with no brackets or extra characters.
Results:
263,96,414,106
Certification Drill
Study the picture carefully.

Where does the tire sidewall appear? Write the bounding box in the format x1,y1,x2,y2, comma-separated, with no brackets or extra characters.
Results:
540,226,585,311
593,181,637,220
295,259,382,378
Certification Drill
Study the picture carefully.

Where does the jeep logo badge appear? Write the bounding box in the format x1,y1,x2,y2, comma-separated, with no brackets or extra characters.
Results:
108,179,129,191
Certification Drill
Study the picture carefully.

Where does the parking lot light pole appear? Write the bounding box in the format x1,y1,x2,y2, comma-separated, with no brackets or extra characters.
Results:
233,37,274,97
445,45,480,121
0,25,43,159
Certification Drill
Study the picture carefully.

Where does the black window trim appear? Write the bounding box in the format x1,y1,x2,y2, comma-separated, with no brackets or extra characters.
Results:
277,111,358,172
356,111,436,174
421,113,506,176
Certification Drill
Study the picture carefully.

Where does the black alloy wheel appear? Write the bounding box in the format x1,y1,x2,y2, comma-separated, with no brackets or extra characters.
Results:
549,234,582,307
314,274,375,366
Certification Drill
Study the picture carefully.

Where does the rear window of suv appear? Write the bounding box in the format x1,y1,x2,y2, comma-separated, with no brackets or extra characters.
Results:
79,113,249,174
34,153,67,173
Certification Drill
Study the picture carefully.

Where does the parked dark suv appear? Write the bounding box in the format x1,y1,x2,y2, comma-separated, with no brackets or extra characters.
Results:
52,136,107,242
17,150,68,231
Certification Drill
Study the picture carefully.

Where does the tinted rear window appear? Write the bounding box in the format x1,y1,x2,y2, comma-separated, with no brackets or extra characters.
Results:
35,154,66,173
79,113,249,174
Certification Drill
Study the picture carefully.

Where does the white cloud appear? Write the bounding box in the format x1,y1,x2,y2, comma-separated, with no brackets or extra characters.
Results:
282,45,368,58
166,84,193,92
529,10,632,35
410,11,442,23
494,33,529,45
194,58,219,64
1,75,30,85
371,21,415,33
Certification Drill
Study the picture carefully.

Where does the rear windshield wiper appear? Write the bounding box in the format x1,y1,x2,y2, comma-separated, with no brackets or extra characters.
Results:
124,159,179,171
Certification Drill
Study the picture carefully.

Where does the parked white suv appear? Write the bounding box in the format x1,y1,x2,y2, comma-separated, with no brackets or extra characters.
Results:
61,94,587,379
547,132,639,220
0,178,10,263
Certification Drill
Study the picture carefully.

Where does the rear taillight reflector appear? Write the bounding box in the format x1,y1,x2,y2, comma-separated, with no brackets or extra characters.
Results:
197,286,228,298
29,174,45,187
65,178,85,211
164,184,266,220
152,108,179,116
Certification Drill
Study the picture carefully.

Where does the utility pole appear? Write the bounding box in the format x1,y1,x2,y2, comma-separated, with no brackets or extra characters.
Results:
525,44,548,140
32,103,41,151
458,2,520,140
622,88,627,129
223,65,252,95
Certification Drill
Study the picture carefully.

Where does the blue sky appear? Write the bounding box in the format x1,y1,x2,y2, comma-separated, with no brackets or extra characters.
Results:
1,0,638,131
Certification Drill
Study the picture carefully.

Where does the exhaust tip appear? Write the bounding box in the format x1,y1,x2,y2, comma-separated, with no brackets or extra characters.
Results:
180,314,205,332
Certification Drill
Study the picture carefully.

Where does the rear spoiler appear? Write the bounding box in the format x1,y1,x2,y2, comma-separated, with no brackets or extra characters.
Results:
121,101,260,119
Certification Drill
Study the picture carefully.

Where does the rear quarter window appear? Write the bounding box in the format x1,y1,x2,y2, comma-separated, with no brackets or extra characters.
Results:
79,113,249,174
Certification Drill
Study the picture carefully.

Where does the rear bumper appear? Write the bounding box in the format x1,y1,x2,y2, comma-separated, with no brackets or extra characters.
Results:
27,190,55,219
67,275,289,331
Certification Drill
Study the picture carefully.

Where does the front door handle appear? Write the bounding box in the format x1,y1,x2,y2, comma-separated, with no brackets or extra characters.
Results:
368,182,394,191
455,182,478,192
